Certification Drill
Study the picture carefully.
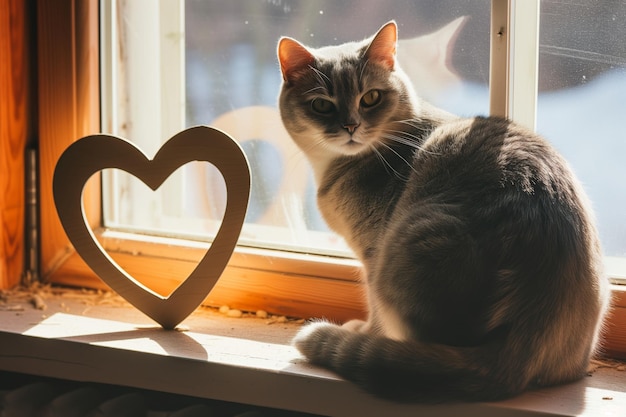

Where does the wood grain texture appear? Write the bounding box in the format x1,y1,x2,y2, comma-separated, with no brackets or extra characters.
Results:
35,0,626,359
47,244,626,352
605,286,626,359
0,303,624,417
0,0,27,289
38,0,100,279
48,250,367,323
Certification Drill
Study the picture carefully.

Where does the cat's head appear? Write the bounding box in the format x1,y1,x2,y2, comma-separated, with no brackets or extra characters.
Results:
277,22,419,165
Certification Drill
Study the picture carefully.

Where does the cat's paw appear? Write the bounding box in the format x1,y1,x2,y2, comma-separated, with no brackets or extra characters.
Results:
292,320,341,361
342,319,368,332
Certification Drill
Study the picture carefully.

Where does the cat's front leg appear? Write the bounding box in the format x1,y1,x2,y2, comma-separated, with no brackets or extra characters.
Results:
341,319,369,332
293,318,381,367
293,320,373,365
292,319,373,357
292,320,342,361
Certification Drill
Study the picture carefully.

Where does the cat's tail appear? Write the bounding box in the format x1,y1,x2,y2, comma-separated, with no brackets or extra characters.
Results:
292,321,537,402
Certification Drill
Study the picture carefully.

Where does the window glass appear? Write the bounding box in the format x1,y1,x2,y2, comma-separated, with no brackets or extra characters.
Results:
103,0,490,256
536,1,626,257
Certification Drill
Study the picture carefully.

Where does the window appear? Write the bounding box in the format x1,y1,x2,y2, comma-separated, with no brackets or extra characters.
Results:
101,0,626,273
37,0,626,355
101,0,491,257
537,2,626,271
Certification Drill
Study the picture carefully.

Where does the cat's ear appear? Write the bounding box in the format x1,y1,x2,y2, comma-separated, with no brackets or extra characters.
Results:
364,21,398,70
278,37,315,83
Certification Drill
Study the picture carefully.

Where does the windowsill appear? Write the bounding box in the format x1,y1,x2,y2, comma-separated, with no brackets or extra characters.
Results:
1,287,625,417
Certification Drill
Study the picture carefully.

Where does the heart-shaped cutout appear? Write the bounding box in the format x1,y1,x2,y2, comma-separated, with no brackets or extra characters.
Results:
53,126,250,329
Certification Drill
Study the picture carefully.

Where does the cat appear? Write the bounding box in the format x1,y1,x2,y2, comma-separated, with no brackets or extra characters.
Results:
277,21,610,402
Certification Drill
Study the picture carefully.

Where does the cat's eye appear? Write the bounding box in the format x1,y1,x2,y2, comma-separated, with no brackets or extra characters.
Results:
361,90,381,108
311,98,336,114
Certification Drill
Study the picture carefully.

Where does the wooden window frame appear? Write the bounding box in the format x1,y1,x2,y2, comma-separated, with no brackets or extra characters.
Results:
1,0,32,289
36,0,626,358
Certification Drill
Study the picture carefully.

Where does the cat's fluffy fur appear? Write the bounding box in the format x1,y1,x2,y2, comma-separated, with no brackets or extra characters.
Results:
277,21,610,402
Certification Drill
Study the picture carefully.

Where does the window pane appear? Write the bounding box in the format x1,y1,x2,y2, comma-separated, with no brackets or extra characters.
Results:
537,1,626,257
103,0,490,256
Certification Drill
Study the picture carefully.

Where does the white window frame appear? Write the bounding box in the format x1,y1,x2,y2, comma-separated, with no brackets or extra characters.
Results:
490,0,539,130
100,0,186,230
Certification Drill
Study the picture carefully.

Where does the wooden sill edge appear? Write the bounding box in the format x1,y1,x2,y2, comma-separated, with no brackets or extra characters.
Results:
45,231,626,357
0,293,625,417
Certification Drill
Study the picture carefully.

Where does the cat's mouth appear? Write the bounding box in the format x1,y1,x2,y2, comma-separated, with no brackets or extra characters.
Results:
340,137,368,155
327,132,369,155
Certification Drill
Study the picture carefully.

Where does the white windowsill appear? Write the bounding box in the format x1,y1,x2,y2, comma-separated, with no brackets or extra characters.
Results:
1,287,624,417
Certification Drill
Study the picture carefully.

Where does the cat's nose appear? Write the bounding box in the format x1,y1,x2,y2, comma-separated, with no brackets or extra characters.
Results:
342,123,360,134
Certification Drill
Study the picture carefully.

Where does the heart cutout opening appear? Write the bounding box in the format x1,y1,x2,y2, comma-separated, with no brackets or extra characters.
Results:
101,163,227,298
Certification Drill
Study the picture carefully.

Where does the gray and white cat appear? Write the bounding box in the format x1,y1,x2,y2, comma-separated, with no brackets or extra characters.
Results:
277,21,610,401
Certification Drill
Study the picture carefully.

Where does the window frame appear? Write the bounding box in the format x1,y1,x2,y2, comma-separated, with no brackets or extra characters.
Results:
38,0,626,357
0,0,28,289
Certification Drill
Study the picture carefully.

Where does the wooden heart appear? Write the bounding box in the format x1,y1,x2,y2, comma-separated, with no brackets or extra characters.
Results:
53,126,250,329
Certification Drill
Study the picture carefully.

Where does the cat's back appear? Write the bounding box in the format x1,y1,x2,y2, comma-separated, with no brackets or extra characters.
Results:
409,116,578,204
392,114,603,297
379,114,606,358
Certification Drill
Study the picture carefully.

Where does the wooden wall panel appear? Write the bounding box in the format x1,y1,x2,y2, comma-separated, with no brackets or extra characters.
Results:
38,0,100,279
0,0,27,289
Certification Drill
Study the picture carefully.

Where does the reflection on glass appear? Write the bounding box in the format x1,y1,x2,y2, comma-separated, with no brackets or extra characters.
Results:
181,0,490,255
106,1,625,259
536,1,626,257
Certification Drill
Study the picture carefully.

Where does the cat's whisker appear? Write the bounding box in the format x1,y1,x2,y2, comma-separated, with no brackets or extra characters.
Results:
380,131,442,156
391,119,435,136
393,118,423,128
301,135,330,155
380,133,422,150
382,129,422,142
377,142,418,178
359,59,370,85
380,119,426,136
370,145,402,180
302,86,328,95
371,144,411,181
308,65,331,89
